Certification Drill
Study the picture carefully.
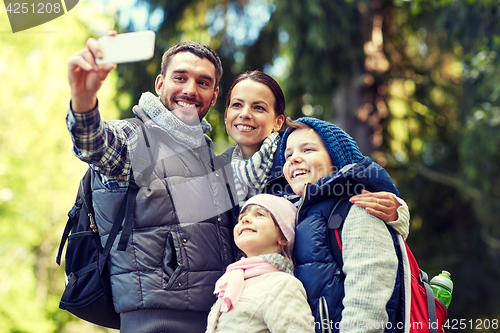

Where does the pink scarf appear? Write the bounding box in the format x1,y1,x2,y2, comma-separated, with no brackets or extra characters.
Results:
214,256,280,313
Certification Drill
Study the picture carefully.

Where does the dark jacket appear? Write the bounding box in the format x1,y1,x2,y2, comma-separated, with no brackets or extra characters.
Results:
293,157,402,332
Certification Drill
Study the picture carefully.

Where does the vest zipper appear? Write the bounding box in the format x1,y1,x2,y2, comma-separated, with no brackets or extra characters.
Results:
333,270,343,284
294,183,309,225
191,146,230,265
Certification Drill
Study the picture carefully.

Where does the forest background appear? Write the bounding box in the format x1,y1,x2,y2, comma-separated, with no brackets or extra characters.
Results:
1,0,499,332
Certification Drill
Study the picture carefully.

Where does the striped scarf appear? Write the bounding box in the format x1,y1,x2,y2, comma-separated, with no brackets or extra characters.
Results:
231,132,280,206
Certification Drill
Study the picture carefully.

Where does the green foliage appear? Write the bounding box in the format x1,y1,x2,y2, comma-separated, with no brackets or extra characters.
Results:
273,0,366,117
372,0,500,323
0,2,120,332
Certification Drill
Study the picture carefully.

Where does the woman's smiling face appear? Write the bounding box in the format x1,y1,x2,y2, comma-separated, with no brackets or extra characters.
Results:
225,79,284,159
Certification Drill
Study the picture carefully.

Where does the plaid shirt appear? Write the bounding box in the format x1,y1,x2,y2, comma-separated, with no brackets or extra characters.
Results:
66,104,139,190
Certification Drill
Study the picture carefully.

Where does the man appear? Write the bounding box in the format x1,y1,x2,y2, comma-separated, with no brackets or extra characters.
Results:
67,32,237,333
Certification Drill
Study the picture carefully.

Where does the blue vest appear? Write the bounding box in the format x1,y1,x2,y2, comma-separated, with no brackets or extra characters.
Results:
294,157,402,332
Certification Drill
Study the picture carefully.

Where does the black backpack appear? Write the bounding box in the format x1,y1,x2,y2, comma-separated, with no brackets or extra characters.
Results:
56,118,146,329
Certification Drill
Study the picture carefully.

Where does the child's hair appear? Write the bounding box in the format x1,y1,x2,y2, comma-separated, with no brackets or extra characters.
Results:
239,194,297,260
280,117,363,169
283,116,313,134
239,204,292,259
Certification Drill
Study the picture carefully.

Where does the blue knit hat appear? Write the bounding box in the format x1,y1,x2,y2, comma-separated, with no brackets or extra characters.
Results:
280,117,363,170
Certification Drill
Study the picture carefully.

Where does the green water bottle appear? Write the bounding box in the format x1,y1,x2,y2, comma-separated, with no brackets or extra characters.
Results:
430,270,453,309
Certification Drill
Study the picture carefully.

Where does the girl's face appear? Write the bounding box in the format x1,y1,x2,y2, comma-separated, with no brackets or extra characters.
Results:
225,80,284,159
234,205,283,257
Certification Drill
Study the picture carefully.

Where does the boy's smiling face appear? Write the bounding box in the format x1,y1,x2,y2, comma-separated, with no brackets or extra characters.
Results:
283,128,334,197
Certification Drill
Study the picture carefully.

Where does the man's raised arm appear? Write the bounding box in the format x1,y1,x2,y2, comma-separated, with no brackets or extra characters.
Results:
68,31,117,113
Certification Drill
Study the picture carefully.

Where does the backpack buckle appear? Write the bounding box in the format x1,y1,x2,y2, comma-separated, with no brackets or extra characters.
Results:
68,202,82,219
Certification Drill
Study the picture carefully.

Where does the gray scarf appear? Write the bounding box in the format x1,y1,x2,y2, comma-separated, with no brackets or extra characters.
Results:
260,253,294,275
232,132,280,206
138,92,212,149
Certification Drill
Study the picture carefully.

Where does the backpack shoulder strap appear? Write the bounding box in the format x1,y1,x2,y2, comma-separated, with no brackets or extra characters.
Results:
421,270,438,333
57,118,145,265
102,183,138,255
125,117,145,131
113,117,148,251
327,196,353,267
125,117,149,152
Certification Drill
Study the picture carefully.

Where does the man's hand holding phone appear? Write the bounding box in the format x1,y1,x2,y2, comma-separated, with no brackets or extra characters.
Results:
68,31,156,113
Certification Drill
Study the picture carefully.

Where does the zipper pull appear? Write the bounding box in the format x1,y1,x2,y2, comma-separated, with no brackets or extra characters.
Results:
333,269,344,283
89,213,98,233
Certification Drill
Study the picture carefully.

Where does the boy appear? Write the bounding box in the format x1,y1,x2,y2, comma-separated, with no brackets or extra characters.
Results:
280,117,401,333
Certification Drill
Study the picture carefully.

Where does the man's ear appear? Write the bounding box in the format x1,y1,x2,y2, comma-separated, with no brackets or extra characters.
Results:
210,86,219,107
155,74,164,95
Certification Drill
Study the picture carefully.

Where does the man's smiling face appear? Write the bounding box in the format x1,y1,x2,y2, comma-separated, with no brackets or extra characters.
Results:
155,51,219,125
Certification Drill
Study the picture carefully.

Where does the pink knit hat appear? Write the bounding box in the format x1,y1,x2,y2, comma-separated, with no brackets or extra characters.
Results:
240,194,297,252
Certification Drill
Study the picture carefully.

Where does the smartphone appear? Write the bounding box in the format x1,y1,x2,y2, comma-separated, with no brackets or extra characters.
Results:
96,31,156,65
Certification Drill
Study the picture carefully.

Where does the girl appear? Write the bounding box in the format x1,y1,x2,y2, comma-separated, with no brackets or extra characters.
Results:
205,194,315,332
224,70,409,237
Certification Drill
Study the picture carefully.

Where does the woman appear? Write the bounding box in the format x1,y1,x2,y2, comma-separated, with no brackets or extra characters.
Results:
223,70,409,235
